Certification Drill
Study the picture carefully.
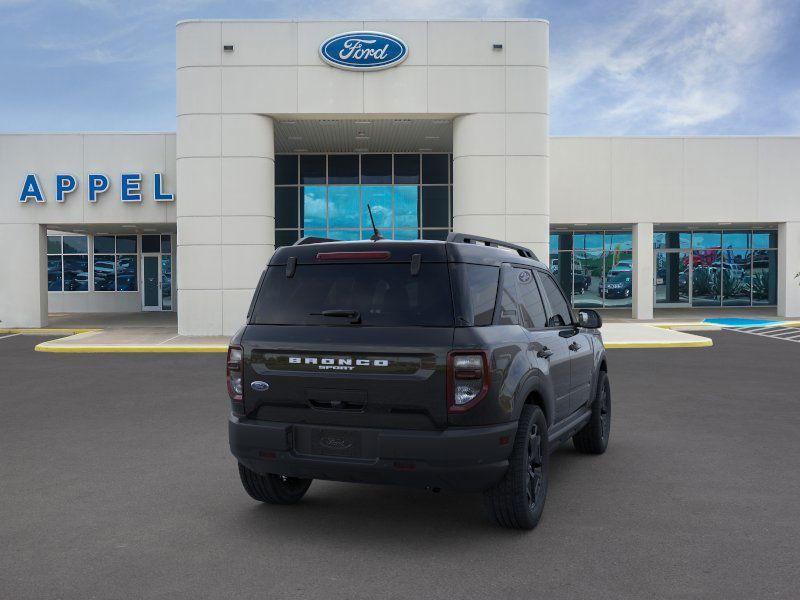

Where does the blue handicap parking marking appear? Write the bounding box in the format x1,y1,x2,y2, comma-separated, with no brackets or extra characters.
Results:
703,317,783,327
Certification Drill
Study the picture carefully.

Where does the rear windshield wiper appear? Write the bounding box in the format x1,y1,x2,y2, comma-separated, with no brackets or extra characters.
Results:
310,309,362,324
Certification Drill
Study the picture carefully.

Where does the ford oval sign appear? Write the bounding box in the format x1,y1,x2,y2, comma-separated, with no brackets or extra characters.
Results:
319,31,408,71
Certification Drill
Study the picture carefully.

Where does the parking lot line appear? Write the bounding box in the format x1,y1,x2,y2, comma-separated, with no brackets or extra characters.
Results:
724,325,800,343
0,333,21,341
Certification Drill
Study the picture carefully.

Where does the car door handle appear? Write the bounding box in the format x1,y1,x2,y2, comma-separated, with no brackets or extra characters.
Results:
569,341,581,352
536,346,553,359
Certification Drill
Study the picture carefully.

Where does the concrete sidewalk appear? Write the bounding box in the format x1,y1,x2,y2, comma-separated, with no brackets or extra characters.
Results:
3,312,229,352
0,311,717,352
33,328,229,353
600,322,714,348
24,323,714,352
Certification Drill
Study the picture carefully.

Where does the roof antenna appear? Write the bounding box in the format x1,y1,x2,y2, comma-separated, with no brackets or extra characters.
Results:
366,204,383,241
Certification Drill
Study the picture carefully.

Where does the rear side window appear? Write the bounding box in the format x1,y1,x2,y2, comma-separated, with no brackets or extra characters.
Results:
497,267,519,326
450,264,499,326
538,271,572,327
515,268,547,329
250,263,453,327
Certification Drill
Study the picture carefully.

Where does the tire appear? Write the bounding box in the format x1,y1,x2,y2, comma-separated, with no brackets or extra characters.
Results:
573,371,611,454
483,405,549,530
238,463,312,505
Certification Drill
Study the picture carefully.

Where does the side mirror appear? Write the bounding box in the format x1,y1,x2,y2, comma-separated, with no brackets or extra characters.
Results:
578,309,602,329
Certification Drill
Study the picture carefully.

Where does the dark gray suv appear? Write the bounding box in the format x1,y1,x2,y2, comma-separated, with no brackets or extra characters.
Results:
227,233,610,529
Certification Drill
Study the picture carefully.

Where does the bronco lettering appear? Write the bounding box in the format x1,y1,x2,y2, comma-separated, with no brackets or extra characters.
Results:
288,356,389,371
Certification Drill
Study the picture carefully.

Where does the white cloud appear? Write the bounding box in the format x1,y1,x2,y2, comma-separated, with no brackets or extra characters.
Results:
551,0,792,133
279,0,528,19
37,0,528,66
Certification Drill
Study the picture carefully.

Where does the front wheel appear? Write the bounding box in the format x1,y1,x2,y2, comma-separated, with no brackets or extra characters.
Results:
238,463,312,505
573,371,611,454
483,405,549,530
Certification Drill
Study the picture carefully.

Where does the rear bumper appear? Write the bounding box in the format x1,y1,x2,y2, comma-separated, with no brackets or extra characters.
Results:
229,416,517,492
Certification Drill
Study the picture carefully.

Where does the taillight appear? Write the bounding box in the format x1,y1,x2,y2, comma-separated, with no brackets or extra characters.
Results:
227,345,244,412
447,351,490,413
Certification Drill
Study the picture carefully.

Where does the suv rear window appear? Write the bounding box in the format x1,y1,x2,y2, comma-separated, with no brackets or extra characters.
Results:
250,263,454,327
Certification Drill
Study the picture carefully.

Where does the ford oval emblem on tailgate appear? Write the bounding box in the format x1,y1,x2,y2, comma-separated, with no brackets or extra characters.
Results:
250,381,270,391
319,436,353,450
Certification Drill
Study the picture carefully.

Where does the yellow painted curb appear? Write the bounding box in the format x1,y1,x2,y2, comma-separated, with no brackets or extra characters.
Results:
35,343,227,353
652,323,721,331
0,328,100,335
605,339,713,349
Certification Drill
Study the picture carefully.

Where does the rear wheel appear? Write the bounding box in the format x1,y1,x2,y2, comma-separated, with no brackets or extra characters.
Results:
483,405,549,530
238,463,312,505
573,371,611,454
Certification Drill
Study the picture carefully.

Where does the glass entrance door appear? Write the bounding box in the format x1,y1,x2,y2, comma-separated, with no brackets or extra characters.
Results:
140,234,173,311
142,255,161,311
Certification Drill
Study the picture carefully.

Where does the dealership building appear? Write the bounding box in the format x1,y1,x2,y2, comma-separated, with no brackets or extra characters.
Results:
1,19,799,335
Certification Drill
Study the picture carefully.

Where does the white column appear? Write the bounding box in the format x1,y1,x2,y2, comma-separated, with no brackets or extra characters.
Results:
632,222,654,320
778,221,800,318
220,115,275,336
0,224,47,327
452,113,549,260
177,114,275,336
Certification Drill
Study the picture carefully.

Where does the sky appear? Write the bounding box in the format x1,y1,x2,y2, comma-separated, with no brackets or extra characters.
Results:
0,0,798,135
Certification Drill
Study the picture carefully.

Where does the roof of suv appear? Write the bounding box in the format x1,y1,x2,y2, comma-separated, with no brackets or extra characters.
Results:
269,235,548,270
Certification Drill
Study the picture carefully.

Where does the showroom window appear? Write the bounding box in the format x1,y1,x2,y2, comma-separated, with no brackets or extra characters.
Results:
549,231,633,308
93,235,138,292
654,229,777,307
274,153,453,247
47,235,89,292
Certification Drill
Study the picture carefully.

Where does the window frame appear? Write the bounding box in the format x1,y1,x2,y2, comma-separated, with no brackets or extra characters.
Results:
274,152,453,247
652,228,778,308
535,268,575,328
511,266,549,331
93,234,139,293
550,230,633,309
47,254,63,292
47,234,89,293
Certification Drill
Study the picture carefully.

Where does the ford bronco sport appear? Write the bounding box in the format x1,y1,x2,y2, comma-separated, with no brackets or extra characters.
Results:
228,233,610,529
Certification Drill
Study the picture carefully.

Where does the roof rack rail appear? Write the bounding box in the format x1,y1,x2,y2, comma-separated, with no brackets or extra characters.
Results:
293,236,339,246
446,233,538,260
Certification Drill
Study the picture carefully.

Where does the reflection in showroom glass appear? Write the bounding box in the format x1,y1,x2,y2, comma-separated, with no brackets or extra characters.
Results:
275,153,452,246
654,229,777,307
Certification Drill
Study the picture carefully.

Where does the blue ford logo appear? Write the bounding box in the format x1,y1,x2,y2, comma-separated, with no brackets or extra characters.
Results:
250,381,269,392
319,31,408,71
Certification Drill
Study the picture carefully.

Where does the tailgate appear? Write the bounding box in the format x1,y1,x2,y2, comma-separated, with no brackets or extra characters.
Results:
241,325,453,430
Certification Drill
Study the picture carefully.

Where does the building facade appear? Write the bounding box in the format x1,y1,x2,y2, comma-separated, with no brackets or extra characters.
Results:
1,19,798,334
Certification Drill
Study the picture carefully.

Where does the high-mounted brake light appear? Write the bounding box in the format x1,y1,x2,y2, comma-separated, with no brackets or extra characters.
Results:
316,251,391,261
227,345,244,412
447,350,491,413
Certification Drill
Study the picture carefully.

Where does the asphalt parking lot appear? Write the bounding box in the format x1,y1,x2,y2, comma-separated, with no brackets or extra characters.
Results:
2,331,799,600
